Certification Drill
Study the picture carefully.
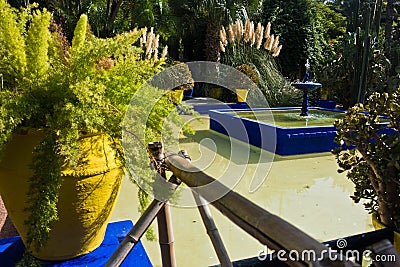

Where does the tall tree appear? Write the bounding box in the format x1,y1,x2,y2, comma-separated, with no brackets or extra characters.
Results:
262,0,325,79
316,0,400,107
10,0,167,40
385,0,395,57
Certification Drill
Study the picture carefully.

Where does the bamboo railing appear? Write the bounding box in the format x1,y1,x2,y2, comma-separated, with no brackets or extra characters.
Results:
106,143,400,267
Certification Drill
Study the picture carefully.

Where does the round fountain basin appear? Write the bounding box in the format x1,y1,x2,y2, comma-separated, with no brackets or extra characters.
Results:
292,82,322,92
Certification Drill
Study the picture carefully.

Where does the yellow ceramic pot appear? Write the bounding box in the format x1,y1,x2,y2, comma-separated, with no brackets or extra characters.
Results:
372,214,400,253
170,89,184,104
236,89,249,103
0,129,123,260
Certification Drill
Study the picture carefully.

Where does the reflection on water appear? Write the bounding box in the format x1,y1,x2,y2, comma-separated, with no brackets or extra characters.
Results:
232,109,345,127
111,116,373,267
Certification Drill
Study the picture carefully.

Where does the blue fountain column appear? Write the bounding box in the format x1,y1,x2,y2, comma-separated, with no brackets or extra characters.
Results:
300,89,309,116
292,83,322,117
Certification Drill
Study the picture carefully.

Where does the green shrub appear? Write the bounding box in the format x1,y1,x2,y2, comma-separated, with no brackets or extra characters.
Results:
334,89,400,232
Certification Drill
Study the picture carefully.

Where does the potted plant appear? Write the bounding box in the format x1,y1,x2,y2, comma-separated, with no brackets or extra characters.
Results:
333,89,400,252
167,61,194,104
0,2,187,262
234,64,260,103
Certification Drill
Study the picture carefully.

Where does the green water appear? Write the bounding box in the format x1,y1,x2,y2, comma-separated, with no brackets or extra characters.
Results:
233,109,345,128
111,116,374,267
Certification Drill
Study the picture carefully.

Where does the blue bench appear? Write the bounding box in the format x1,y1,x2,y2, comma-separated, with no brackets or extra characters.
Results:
0,220,152,267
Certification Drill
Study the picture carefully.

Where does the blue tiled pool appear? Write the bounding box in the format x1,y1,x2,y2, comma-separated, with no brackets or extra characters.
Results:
209,107,346,155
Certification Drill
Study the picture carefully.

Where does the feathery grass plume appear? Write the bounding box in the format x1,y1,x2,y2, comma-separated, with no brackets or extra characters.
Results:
219,41,225,52
145,29,154,57
263,35,272,50
220,26,227,45
244,19,251,42
151,34,159,60
232,22,237,40
255,23,264,49
146,50,152,60
267,34,274,51
234,20,241,41
228,25,235,42
271,35,279,51
237,20,243,40
161,45,168,58
152,34,159,52
220,18,290,107
273,44,282,57
139,37,144,47
219,28,224,41
264,22,271,38
221,19,283,57
250,21,255,46
145,39,153,59
251,31,256,46
235,20,244,41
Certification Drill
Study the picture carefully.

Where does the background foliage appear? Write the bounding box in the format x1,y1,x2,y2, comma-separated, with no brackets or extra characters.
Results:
262,0,326,80
316,0,400,108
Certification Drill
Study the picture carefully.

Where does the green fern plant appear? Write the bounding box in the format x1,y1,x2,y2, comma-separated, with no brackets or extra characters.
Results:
0,1,189,260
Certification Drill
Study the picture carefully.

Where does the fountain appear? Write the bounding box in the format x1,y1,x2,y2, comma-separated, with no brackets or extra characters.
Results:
291,60,322,116
208,60,348,156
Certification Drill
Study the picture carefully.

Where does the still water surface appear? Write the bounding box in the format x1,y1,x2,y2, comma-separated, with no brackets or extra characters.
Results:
111,117,373,266
231,109,345,127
